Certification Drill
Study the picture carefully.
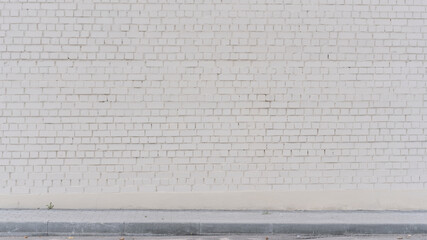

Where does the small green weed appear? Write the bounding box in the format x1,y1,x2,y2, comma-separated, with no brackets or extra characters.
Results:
46,202,54,210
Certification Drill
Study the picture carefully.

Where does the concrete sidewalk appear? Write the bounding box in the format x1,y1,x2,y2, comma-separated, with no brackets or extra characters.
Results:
0,210,427,236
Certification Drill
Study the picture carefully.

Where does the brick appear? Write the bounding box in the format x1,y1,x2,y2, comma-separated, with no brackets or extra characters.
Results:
0,0,426,197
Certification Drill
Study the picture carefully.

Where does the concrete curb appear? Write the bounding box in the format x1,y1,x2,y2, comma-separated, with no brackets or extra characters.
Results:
2,210,427,236
2,222,427,236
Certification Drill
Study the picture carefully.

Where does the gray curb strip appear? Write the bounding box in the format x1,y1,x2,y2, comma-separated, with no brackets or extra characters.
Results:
2,222,427,236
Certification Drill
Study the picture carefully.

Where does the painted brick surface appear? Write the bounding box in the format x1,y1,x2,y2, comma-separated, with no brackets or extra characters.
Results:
1,0,427,195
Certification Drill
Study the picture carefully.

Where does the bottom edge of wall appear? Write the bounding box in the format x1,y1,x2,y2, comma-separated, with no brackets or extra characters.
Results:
1,190,426,210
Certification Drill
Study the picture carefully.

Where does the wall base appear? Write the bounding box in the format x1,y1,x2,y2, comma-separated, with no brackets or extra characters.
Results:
1,190,426,210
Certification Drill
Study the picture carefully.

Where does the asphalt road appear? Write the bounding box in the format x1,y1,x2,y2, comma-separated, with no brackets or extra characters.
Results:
0,235,421,240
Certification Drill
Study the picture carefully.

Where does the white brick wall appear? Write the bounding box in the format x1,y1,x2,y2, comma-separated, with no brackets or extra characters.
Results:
1,0,427,200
